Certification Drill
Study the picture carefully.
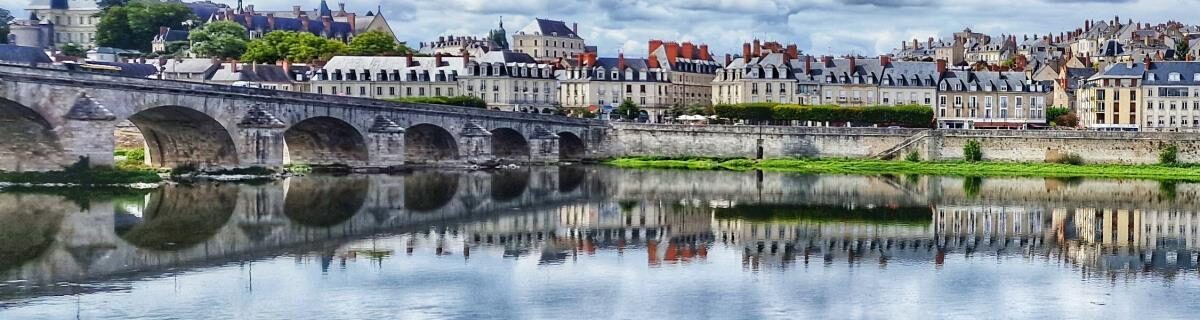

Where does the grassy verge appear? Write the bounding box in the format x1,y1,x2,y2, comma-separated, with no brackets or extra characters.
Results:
0,160,161,185
607,157,1200,181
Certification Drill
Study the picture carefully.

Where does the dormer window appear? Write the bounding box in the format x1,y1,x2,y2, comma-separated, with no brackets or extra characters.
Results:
1195,73,1200,82
1147,73,1157,81
1169,72,1182,82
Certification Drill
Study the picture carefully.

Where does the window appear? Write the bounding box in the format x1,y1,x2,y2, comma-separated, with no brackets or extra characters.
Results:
1169,72,1182,82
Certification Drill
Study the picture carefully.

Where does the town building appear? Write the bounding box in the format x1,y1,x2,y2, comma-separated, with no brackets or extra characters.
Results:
711,40,802,105
459,51,559,112
646,40,720,108
25,0,101,48
208,2,355,42
512,18,585,62
558,52,671,121
1141,61,1200,132
418,35,502,58
8,13,56,49
229,1,396,38
310,54,465,99
1077,61,1143,131
936,61,1050,129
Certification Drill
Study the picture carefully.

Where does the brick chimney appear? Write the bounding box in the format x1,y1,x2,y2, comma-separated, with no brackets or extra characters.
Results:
880,55,890,67
725,53,732,66
849,56,856,73
665,42,679,64
742,43,751,63
699,44,710,60
618,52,625,70
786,44,798,60
681,42,695,60
573,22,578,34
463,51,470,66
928,37,934,48
822,55,832,67
648,40,663,55
406,53,413,67
266,13,275,30
347,13,356,33
936,59,947,77
901,40,907,50
753,39,762,57
804,55,812,74
912,39,919,50
434,53,443,67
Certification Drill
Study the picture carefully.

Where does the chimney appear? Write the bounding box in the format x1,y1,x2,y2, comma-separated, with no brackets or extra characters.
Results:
753,39,762,57
725,53,732,66
1085,20,1091,31
434,53,443,67
681,42,695,60
936,59,947,77
347,13,355,33
742,43,751,63
928,37,934,49
229,60,239,73
849,56,856,73
822,55,832,66
901,40,907,50
805,55,812,74
648,39,663,56
267,13,275,30
618,52,625,70
463,50,470,66
406,53,413,67
880,55,890,67
573,22,578,34
699,44,710,60
786,44,798,60
665,42,679,64
293,5,301,16
912,39,919,49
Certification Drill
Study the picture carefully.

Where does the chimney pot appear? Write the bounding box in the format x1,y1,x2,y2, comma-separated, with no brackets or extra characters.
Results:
936,59,947,76
880,55,890,67
435,53,443,67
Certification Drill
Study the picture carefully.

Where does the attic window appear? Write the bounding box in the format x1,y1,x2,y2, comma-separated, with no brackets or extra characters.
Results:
1147,73,1156,81
1169,72,1182,82
1194,73,1200,81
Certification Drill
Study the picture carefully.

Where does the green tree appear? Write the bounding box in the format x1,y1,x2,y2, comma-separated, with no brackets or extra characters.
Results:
1160,144,1179,166
616,98,640,120
963,140,983,162
97,0,130,9
242,31,347,63
1176,40,1191,61
188,21,247,58
347,31,408,56
0,8,13,44
60,43,87,57
95,0,195,51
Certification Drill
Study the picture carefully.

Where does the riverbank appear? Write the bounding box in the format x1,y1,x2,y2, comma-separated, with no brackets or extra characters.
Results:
607,157,1200,181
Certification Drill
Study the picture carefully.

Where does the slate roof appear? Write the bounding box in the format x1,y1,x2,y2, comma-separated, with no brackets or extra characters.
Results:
475,50,538,64
209,64,294,83
517,18,580,38
940,70,1045,92
1143,61,1200,86
187,1,227,20
1093,62,1147,79
161,58,220,74
0,44,53,64
230,15,353,38
87,61,158,78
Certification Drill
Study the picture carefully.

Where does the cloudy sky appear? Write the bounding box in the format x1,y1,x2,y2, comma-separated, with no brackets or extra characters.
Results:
6,0,1200,58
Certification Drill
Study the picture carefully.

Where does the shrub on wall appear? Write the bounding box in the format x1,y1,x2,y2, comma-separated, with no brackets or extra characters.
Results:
1160,144,1179,166
714,103,933,127
392,96,487,108
905,150,920,162
963,140,983,162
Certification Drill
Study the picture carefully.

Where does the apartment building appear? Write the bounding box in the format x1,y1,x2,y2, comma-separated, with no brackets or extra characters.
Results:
459,51,559,112
310,54,464,99
512,18,586,62
558,53,671,121
712,40,802,105
1077,62,1141,131
936,62,1050,129
1141,61,1200,132
647,40,721,107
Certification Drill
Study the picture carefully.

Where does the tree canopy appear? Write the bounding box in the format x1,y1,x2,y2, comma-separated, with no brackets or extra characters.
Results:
60,43,87,57
188,21,247,59
95,0,195,52
241,31,347,63
616,98,641,120
1176,40,1191,61
346,31,410,56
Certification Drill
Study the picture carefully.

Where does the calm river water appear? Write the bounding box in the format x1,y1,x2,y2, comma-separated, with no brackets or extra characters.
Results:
2,167,1200,319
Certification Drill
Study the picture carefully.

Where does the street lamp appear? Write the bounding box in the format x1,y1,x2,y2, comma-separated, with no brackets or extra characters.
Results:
182,19,195,58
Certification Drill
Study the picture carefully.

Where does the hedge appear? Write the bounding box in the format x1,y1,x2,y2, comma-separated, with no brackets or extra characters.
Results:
392,96,488,108
714,103,933,127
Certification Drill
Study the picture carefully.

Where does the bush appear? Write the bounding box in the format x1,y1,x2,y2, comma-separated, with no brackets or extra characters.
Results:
1053,153,1084,165
714,103,933,127
393,95,487,108
963,140,983,162
1160,144,1179,166
904,150,920,162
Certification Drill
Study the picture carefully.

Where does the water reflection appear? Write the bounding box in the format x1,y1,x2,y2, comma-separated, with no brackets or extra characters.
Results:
7,168,1200,316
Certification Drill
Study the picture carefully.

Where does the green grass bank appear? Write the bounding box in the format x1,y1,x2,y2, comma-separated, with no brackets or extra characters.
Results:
607,157,1200,181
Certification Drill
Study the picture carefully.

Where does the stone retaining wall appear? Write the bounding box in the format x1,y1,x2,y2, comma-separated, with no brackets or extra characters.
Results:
607,123,1200,164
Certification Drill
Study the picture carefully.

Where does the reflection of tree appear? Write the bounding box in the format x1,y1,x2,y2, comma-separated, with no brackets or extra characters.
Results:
1160,181,1179,201
490,169,530,202
284,176,369,227
714,204,932,225
963,177,983,198
404,172,460,212
0,195,66,272
116,184,236,250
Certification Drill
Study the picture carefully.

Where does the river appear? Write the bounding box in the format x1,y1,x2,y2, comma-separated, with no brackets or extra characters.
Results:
1,166,1199,319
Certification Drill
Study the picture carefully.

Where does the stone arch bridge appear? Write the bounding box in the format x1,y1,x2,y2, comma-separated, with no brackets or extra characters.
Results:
0,64,608,171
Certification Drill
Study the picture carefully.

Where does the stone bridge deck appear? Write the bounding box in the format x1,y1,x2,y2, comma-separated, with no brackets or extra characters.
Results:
0,64,609,171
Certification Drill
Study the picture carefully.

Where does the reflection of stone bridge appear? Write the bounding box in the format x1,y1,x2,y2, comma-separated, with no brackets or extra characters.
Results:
0,166,601,285
0,64,607,171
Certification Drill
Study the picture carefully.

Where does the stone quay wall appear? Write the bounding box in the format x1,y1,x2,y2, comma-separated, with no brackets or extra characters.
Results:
605,123,1200,164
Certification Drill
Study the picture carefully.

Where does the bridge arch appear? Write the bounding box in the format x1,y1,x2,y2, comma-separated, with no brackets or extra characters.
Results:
405,123,459,164
491,128,530,162
284,116,368,166
114,184,237,251
128,106,238,169
284,175,369,227
0,98,65,171
558,131,586,161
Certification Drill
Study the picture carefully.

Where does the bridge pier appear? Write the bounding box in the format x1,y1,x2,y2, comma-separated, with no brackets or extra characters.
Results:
459,122,495,164
529,126,560,164
237,106,287,169
62,94,119,168
366,116,406,167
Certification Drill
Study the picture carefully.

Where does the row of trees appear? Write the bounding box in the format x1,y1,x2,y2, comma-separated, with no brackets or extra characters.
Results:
391,96,488,109
714,103,935,127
